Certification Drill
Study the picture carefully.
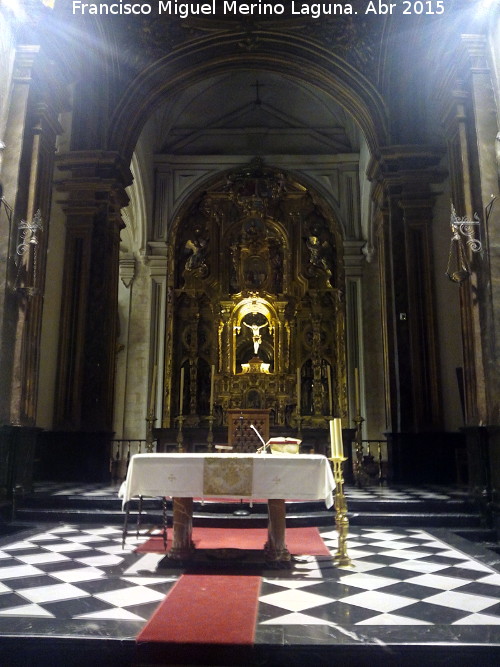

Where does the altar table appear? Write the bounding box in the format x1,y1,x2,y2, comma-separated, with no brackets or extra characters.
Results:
120,453,335,563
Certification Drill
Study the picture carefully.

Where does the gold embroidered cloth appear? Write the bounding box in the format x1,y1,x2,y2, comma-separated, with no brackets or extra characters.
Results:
203,457,253,496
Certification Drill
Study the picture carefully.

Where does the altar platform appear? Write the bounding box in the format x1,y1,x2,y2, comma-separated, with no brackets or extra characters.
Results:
1,483,500,665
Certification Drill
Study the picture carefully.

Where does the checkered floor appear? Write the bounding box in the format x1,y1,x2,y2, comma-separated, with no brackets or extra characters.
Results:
2,520,500,647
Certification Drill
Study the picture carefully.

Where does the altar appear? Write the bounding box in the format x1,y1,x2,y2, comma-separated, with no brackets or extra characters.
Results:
120,453,335,563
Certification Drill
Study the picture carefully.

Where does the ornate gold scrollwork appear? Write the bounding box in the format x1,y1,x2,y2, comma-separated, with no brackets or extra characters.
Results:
167,161,346,428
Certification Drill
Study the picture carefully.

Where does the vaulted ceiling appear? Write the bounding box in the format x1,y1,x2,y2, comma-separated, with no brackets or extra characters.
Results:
147,70,361,156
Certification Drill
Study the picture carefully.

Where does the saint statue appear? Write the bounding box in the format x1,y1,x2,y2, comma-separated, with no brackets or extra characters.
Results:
243,321,268,355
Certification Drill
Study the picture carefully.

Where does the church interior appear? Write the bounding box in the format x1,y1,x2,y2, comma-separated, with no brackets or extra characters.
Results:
0,0,500,664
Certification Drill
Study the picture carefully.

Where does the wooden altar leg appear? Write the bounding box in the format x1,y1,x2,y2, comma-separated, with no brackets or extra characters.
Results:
265,499,291,565
168,497,195,560
162,496,168,551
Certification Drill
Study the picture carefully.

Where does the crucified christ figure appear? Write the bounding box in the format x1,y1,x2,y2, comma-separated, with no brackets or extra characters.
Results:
243,321,268,355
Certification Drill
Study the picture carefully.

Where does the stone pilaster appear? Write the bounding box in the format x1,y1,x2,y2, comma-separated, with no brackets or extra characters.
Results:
0,46,64,426
53,151,132,432
370,146,445,433
438,35,500,428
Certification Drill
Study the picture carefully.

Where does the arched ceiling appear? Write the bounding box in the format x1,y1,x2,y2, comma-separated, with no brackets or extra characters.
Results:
122,65,369,255
145,70,361,156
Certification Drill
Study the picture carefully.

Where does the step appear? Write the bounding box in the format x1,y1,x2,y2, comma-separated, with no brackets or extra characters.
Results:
14,493,478,515
348,511,482,528
15,504,482,531
13,507,334,529
13,486,484,532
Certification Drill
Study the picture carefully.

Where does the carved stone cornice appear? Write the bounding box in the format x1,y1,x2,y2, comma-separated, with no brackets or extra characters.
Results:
368,145,446,204
55,150,133,216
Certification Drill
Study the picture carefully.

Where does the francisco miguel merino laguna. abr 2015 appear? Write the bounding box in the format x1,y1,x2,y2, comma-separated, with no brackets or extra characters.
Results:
71,1,362,18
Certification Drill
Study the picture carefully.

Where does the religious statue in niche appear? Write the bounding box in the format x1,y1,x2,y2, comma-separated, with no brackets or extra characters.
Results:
182,225,209,278
237,313,273,371
304,212,335,288
269,237,284,293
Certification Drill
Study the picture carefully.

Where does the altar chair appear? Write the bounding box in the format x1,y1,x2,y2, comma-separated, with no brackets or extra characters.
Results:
226,409,270,452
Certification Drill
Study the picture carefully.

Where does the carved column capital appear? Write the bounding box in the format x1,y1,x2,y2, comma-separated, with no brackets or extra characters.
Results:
55,150,132,219
119,257,136,288
371,145,446,200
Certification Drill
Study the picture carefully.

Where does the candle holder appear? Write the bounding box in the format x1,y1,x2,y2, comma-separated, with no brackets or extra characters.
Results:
207,414,215,452
353,413,366,488
176,415,185,453
145,413,156,453
329,456,352,567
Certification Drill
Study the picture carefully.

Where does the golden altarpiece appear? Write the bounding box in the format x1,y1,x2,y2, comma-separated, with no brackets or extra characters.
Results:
157,160,348,452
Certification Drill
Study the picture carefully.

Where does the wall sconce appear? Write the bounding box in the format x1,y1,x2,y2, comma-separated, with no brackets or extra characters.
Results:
15,209,43,297
446,203,482,283
16,209,42,256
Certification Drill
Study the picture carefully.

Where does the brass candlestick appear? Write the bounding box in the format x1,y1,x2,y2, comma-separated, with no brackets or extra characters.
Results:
330,456,352,567
176,415,184,452
207,414,214,452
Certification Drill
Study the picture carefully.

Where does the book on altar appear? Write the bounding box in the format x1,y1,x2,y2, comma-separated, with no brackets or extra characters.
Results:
266,437,301,454
266,437,302,445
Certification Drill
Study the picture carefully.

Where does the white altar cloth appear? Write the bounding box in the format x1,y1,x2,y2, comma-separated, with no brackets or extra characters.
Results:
119,452,335,509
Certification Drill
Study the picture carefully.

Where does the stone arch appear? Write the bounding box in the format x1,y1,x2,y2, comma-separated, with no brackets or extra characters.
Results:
108,33,389,164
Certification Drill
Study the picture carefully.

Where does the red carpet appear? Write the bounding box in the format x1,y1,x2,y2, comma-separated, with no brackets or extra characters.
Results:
137,573,261,645
136,526,330,556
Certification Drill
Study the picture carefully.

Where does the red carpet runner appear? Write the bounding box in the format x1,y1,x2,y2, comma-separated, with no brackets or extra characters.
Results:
136,526,330,556
137,573,261,645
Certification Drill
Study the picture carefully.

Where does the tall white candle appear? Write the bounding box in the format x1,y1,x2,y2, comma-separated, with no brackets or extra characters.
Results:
329,419,335,458
335,418,343,458
209,365,215,415
296,367,301,413
327,365,333,416
179,367,185,415
149,364,157,415
354,367,360,415
329,418,343,459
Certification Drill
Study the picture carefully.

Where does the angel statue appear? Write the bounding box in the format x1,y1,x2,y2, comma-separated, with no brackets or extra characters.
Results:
243,321,268,355
184,232,208,277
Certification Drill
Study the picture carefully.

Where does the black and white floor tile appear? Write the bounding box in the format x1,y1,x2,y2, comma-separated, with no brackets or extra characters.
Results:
1,520,500,647
259,528,500,628
0,524,176,637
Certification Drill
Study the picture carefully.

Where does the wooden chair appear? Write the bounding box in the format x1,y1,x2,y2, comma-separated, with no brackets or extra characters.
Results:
226,409,271,452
